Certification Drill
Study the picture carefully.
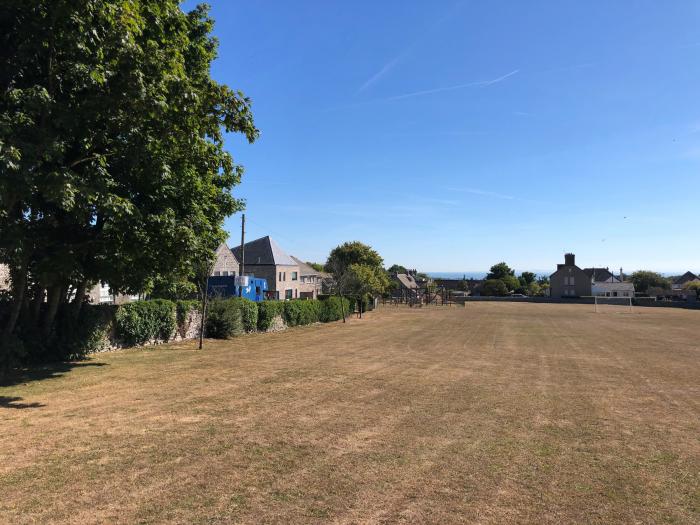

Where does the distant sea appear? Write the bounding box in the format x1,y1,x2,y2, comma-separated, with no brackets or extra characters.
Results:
427,271,550,280
427,272,487,280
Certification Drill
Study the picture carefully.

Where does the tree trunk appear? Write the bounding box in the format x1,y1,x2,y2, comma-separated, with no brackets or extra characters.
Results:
198,286,207,350
2,264,27,339
41,285,61,339
337,289,346,323
71,280,88,319
31,288,44,326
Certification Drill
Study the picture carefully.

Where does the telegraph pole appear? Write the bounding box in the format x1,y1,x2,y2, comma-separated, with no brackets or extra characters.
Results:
238,214,245,297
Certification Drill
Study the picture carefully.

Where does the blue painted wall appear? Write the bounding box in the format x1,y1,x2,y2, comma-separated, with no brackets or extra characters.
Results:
207,276,268,302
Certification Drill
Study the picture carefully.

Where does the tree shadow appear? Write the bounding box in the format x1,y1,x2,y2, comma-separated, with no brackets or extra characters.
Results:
0,396,45,409
0,361,108,388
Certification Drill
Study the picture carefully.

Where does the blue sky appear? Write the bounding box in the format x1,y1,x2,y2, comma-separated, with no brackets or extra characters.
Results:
183,1,700,274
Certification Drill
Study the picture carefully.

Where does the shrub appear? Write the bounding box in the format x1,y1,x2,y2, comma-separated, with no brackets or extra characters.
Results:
481,279,508,297
257,300,285,331
205,298,243,339
320,296,350,322
53,304,116,360
176,300,200,327
284,299,321,327
115,300,176,346
229,297,258,332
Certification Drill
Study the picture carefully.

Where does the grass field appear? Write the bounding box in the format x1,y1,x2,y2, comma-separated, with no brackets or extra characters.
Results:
1,303,699,524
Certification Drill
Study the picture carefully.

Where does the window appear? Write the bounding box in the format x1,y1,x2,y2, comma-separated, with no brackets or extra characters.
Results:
292,272,298,281
570,277,575,285
294,289,298,298
285,289,293,300
283,272,286,281
278,272,282,281
222,271,228,276
213,271,220,276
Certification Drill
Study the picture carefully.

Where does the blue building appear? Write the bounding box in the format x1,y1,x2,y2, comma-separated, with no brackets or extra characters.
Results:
207,275,268,302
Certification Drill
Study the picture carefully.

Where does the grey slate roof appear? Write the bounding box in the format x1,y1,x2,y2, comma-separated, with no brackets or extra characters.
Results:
290,256,332,278
232,236,297,266
674,271,699,285
582,268,616,282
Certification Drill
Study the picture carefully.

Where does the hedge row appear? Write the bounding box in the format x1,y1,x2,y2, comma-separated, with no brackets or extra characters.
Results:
205,296,353,339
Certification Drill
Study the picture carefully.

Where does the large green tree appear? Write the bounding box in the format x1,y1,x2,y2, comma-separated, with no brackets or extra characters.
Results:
0,2,257,346
325,241,387,321
629,271,670,294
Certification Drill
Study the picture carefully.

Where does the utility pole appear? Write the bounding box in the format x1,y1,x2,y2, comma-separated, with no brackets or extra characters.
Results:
238,214,245,297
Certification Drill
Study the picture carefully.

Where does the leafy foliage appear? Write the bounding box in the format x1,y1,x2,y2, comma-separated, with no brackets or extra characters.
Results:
0,1,257,358
205,298,243,339
284,300,322,327
487,262,515,280
684,281,700,298
257,301,285,332
319,297,351,322
481,279,508,297
630,271,670,293
230,297,258,332
115,300,176,346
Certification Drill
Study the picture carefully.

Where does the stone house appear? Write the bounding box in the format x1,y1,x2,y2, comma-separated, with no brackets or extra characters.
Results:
232,236,300,300
549,253,594,297
211,242,239,277
551,253,635,298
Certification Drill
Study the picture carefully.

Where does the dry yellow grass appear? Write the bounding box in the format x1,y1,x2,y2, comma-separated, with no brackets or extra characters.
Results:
1,302,699,524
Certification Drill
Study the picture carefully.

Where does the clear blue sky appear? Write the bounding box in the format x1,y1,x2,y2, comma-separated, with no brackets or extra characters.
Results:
183,1,700,274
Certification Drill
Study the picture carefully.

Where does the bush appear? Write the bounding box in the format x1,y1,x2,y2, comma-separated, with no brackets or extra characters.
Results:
320,296,350,322
284,299,321,327
176,300,200,327
229,297,258,332
257,300,285,331
115,299,176,346
205,298,243,339
0,334,26,381
481,279,508,297
53,304,116,360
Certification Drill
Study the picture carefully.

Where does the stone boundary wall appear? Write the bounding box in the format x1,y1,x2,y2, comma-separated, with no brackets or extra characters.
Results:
455,296,700,310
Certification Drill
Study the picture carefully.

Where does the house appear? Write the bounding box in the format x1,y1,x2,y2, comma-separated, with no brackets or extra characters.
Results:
211,242,239,277
290,256,329,299
232,236,300,300
550,254,635,298
549,253,593,297
671,271,700,291
88,283,139,305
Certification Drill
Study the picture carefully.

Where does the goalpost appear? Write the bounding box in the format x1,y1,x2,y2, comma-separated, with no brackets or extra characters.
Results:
594,295,633,313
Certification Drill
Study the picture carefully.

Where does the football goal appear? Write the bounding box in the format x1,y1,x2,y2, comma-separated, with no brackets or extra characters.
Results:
594,295,633,313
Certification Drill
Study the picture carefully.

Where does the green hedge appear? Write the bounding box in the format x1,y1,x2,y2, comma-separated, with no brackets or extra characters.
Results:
229,297,258,332
54,304,116,360
283,299,322,327
319,296,351,322
257,300,285,331
176,300,200,326
115,299,176,346
205,298,243,339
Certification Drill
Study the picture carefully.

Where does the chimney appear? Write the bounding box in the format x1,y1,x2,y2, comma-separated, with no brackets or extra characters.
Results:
564,253,575,266
620,267,624,281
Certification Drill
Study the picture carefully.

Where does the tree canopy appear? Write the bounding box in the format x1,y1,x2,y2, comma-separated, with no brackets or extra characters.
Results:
486,262,515,280
387,264,408,275
325,241,388,298
630,271,670,294
0,1,257,348
481,279,508,297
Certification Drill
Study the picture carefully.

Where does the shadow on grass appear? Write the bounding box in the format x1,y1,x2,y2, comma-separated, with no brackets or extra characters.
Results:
0,396,45,409
0,361,108,388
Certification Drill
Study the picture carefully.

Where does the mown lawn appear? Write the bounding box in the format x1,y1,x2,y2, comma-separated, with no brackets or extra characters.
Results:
1,303,699,524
